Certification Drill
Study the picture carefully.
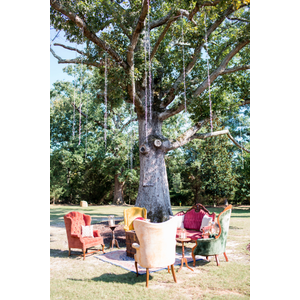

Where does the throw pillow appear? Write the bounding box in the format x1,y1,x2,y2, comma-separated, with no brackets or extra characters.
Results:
174,215,185,228
132,217,144,229
82,225,94,237
200,214,212,231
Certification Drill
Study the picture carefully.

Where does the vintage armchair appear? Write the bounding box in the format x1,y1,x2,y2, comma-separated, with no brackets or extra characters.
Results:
132,217,178,288
123,207,147,232
192,205,232,266
64,211,105,260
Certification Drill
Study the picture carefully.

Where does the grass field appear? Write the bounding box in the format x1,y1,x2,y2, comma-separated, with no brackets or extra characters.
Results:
50,205,250,299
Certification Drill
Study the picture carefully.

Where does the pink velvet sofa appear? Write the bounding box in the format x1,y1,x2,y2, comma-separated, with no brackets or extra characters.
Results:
174,203,216,241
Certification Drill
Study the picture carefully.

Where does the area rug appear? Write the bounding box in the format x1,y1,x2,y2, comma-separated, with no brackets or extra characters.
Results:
95,249,203,275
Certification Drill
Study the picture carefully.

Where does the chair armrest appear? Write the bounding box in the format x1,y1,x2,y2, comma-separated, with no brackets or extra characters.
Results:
71,233,81,238
132,243,140,250
93,229,101,237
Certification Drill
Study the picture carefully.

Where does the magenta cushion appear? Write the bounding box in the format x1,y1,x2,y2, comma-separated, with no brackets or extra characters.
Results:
183,209,206,230
132,217,144,229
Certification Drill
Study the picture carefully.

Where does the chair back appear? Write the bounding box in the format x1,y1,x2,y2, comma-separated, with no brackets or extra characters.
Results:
133,217,177,269
64,211,91,238
123,207,147,231
215,205,232,250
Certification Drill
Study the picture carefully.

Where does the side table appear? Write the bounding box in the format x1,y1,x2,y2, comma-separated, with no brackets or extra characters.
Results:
176,237,194,272
106,225,120,249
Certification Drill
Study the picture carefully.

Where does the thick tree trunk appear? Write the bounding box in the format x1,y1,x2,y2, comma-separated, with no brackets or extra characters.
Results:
135,115,172,223
113,174,125,205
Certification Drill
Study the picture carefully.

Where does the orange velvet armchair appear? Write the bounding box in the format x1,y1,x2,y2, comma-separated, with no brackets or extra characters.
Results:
64,211,105,260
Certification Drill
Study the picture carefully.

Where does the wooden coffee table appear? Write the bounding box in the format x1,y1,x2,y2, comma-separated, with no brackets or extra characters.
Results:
176,237,194,272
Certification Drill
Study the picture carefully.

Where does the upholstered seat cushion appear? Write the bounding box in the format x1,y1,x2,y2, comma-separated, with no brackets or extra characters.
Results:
82,236,104,248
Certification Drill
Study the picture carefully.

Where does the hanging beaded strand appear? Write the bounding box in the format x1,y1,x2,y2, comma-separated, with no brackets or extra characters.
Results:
203,10,213,132
144,31,148,144
104,52,108,150
72,47,77,139
85,93,88,159
240,121,244,169
147,0,152,120
78,27,84,145
181,11,187,113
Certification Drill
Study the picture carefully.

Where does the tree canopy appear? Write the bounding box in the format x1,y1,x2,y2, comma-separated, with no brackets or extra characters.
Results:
50,0,250,220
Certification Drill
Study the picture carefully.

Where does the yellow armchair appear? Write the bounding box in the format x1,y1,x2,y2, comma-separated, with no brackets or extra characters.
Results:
123,207,147,232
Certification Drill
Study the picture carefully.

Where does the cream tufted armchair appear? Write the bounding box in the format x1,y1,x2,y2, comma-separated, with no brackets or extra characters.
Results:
132,217,178,287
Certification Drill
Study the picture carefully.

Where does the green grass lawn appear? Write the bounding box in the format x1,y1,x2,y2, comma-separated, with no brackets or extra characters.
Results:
50,205,250,299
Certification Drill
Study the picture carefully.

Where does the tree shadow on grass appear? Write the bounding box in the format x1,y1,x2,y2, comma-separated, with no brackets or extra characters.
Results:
68,270,179,286
50,248,105,259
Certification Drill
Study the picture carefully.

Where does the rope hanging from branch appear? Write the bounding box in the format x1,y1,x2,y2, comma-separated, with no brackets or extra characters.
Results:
72,46,77,139
85,90,88,159
180,11,187,113
144,29,148,144
147,0,152,121
78,27,84,145
104,52,108,150
239,121,244,169
143,0,152,144
203,9,213,132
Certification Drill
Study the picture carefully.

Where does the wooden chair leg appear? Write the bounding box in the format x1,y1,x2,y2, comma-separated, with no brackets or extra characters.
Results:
68,248,71,257
215,255,220,266
224,252,228,262
171,265,177,283
83,249,86,260
146,268,149,288
167,266,170,273
102,244,105,254
135,261,139,277
192,245,196,267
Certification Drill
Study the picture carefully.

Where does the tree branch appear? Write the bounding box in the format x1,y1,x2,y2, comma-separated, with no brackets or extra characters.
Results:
227,16,249,23
159,39,249,121
220,64,250,75
50,0,128,70
165,126,250,153
53,43,85,56
127,0,148,66
163,118,210,151
240,99,250,105
119,117,138,132
50,47,102,68
193,39,250,97
161,6,235,109
189,1,221,21
192,129,250,152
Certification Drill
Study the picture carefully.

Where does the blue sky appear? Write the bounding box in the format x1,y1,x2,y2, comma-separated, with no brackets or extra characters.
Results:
50,29,79,88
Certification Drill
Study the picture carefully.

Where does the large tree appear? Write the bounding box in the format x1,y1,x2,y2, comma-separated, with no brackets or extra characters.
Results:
50,0,250,222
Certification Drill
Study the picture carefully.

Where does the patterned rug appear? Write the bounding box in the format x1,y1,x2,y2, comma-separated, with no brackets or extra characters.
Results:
95,249,203,275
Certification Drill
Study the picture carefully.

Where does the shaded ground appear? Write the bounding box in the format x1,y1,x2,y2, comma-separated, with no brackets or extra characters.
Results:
93,221,126,248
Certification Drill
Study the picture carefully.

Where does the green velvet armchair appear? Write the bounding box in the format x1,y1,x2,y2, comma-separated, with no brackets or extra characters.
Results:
192,205,232,266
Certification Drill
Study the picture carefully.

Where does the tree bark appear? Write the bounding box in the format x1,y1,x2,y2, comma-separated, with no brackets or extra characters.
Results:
135,114,172,223
113,174,125,205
